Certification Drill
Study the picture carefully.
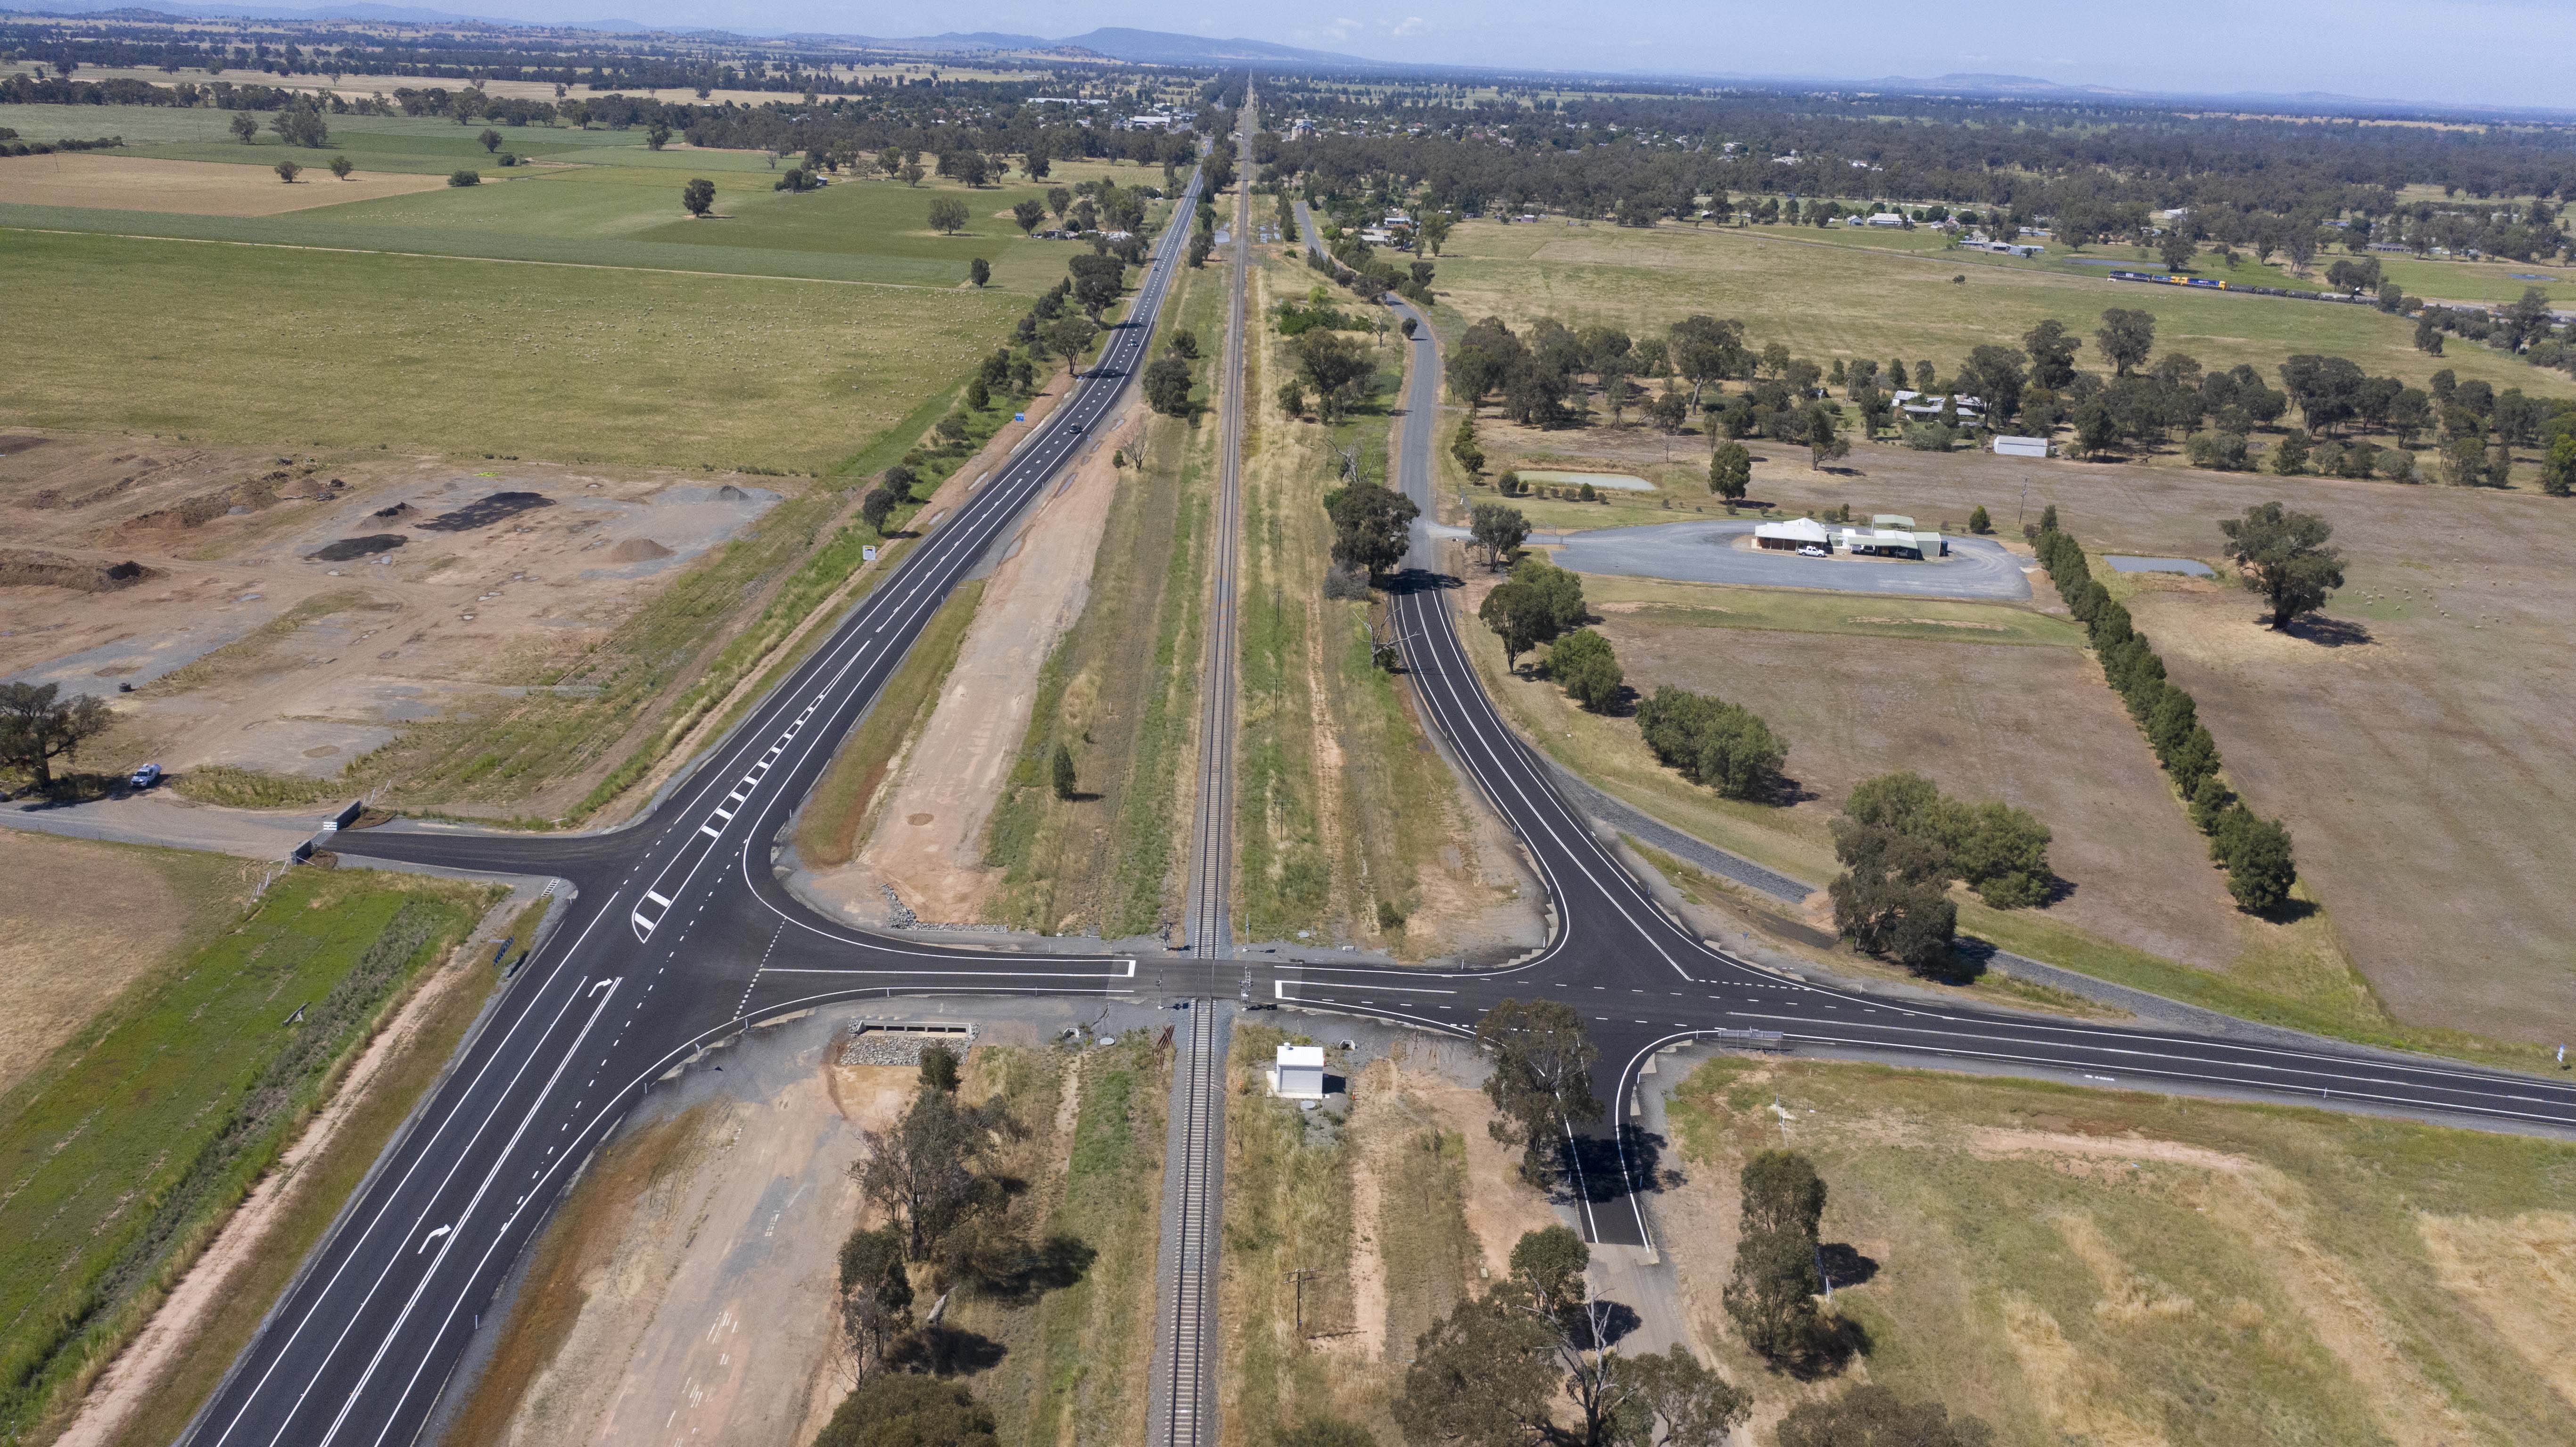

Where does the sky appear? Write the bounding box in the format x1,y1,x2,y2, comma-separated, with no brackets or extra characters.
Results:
491,0,2576,111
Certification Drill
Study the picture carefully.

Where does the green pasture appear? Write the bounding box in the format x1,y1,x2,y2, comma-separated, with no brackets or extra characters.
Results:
0,869,487,1438
1431,217,2575,401
0,227,1020,471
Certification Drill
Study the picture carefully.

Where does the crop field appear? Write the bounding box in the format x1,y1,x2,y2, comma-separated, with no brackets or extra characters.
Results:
0,227,1016,472
0,866,490,1439
1662,1054,2576,1445
1428,217,2573,403
3,105,1136,288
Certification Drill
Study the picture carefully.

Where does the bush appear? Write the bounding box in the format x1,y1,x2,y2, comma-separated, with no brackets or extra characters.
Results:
446,169,480,187
1544,629,1622,711
1321,563,1372,600
2184,429,2251,470
1635,685,1786,799
812,1374,998,1447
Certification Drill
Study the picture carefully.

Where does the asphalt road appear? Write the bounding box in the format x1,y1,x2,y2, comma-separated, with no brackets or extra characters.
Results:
187,171,2576,1447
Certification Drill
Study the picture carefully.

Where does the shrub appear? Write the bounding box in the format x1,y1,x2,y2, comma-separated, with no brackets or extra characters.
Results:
1635,686,1786,799
1544,629,1622,711
446,169,480,187
2221,812,2298,912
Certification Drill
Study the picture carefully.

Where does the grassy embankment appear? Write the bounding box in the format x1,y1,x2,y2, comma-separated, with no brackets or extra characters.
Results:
1235,257,1498,954
980,260,1217,938
1664,1054,2576,1444
0,867,496,1443
946,1041,1170,1447
1221,1025,1358,1443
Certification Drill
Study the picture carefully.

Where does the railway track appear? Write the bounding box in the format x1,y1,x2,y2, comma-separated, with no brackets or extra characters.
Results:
1150,997,1227,1447
1155,96,1255,1447
1182,102,1254,979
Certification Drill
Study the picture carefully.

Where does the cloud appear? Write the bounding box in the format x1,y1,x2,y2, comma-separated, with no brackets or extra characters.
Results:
1390,16,1428,37
1324,16,1362,41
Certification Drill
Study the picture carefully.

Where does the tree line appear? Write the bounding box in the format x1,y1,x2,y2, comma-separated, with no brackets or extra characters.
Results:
2037,508,2305,914
1256,78,2576,224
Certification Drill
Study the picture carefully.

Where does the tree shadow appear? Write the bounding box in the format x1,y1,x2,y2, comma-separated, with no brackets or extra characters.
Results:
1818,1242,1879,1288
1580,1299,1647,1348
2285,615,2373,648
1918,938,1997,987
890,1324,1007,1376
978,1232,1095,1303
2249,895,2320,925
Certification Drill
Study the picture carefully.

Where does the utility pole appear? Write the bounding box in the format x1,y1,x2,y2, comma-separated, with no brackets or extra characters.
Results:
1286,1266,1319,1337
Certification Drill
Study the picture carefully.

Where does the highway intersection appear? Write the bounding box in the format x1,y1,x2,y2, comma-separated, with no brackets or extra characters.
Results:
184,151,2576,1447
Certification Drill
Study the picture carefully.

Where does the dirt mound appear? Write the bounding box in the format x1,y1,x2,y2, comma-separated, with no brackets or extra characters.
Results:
605,536,674,562
414,491,553,533
716,484,751,501
119,481,278,533
0,549,158,592
306,534,408,563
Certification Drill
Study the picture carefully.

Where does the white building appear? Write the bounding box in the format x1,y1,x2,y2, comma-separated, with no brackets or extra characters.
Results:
1864,212,1908,227
1839,527,1947,559
1272,1044,1326,1100
1993,435,2049,458
1754,518,1833,551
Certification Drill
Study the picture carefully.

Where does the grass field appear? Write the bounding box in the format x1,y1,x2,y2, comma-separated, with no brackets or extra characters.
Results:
953,1041,1169,1447
3,107,1134,289
0,867,492,1440
1662,1054,2576,1445
982,265,1217,940
1677,438,2576,1049
1451,560,2544,1063
1221,1025,1362,1443
96,935,506,1447
0,228,1018,472
1235,255,1516,954
0,830,258,1101
1430,217,2573,404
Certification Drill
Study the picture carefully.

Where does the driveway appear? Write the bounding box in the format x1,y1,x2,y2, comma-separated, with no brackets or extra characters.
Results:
1542,519,2032,600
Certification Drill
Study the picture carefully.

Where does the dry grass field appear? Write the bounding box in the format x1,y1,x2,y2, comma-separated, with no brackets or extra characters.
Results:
1430,217,2575,407
1726,439,2576,1044
1442,390,2576,1046
1661,1054,2576,1445
1589,577,2250,971
0,830,258,1099
0,153,445,214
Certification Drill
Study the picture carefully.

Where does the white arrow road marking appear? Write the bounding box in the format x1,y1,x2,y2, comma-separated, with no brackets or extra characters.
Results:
414,1225,450,1255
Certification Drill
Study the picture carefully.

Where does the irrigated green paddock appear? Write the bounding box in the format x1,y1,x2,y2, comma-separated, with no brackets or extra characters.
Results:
1432,218,2574,402
0,227,1019,471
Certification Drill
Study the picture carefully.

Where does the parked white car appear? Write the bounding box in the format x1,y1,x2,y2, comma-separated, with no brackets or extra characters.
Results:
1797,544,1829,558
128,763,163,789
